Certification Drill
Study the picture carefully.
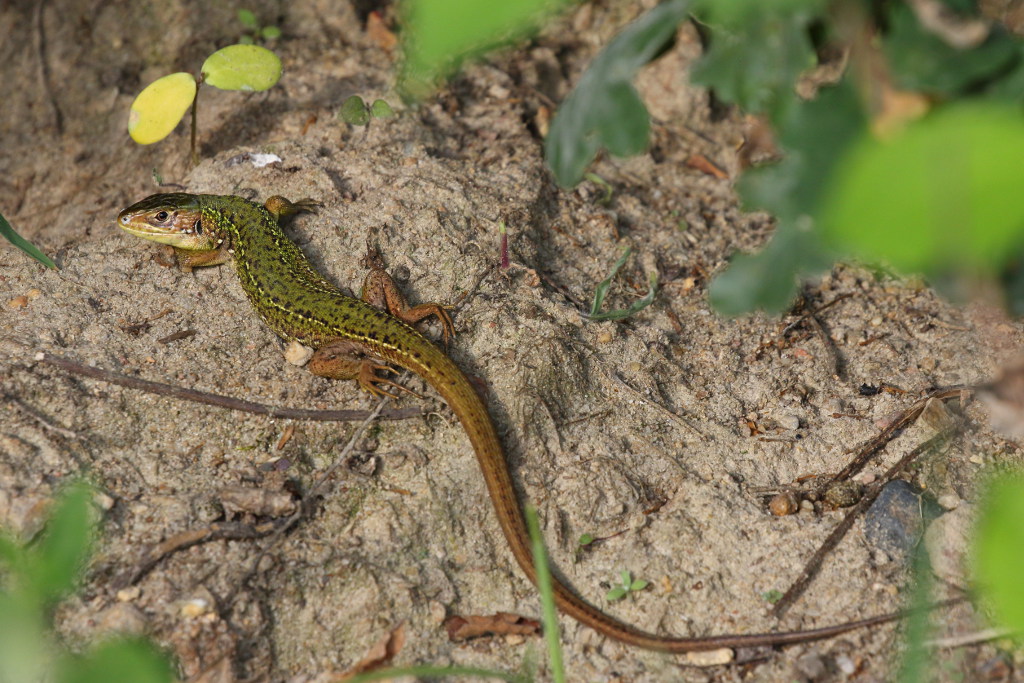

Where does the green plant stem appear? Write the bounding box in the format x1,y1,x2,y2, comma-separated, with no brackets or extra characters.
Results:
190,80,201,167
525,505,565,683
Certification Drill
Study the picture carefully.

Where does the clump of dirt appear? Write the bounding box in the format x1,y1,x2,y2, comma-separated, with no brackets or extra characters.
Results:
1,2,1021,681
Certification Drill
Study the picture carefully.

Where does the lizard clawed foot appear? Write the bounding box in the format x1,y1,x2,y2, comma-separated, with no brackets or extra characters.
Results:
358,362,421,400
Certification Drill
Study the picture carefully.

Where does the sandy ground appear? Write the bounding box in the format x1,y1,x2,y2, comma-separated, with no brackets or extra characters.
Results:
2,1,1023,681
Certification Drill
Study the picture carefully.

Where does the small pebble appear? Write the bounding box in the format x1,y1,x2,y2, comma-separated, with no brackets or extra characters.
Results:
796,652,826,678
925,504,972,583
824,480,863,508
284,341,314,366
864,480,923,559
776,414,801,431
769,491,799,516
685,648,734,666
937,494,960,510
116,586,141,602
180,598,210,618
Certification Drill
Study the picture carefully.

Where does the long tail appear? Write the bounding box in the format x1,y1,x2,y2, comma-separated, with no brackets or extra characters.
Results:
399,343,899,652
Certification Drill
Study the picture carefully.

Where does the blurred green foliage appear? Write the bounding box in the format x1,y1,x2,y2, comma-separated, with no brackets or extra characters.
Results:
0,482,174,683
974,473,1024,639
399,0,568,99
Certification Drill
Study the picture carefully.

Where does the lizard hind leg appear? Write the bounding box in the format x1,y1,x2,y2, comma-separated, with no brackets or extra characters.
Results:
308,340,418,400
263,196,322,221
359,248,456,344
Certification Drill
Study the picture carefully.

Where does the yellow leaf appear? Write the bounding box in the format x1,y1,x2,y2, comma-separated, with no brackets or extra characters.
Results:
128,73,197,144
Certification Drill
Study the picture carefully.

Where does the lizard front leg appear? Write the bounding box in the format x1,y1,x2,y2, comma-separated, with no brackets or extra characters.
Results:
172,244,232,273
359,248,455,344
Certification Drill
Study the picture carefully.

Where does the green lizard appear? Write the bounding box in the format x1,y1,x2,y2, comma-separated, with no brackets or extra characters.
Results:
117,192,895,652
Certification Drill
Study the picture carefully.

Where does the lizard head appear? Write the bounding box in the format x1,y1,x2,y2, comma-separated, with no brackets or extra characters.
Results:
117,193,219,250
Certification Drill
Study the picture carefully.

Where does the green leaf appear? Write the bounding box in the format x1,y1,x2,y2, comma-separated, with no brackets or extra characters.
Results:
524,506,565,683
238,35,255,45
620,570,631,586
30,482,95,604
261,25,282,40
710,80,865,315
605,586,627,602
820,103,1024,276
202,44,282,92
762,589,783,604
399,0,568,99
0,210,57,269
972,474,1024,638
58,638,174,683
691,3,820,118
237,9,259,29
578,533,595,547
370,99,395,119
128,72,197,144
630,579,649,591
884,3,1019,97
545,0,690,186
709,221,826,316
339,95,370,126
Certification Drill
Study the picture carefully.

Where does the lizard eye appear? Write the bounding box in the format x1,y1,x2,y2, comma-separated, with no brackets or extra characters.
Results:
194,219,203,235
154,211,169,222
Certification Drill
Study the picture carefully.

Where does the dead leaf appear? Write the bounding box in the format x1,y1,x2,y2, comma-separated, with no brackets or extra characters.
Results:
366,11,398,51
334,623,406,681
685,154,728,180
444,612,541,641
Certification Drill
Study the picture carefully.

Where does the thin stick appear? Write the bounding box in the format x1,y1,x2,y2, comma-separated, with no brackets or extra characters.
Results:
772,432,951,618
224,389,396,604
36,353,424,422
826,386,967,486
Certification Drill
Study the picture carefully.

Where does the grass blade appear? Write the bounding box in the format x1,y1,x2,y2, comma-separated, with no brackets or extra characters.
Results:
0,210,56,269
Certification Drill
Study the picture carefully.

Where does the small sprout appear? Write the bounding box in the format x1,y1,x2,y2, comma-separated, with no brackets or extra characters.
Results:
1,209,57,269
128,44,282,163
128,73,197,145
151,168,164,185
237,9,259,30
762,589,784,604
238,9,281,44
498,221,509,269
370,98,395,118
588,246,659,321
339,95,397,127
578,533,596,547
340,95,371,126
584,172,614,205
202,44,282,92
606,570,649,602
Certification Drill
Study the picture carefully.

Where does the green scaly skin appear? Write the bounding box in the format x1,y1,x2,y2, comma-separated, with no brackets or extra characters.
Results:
117,192,898,653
